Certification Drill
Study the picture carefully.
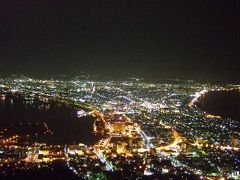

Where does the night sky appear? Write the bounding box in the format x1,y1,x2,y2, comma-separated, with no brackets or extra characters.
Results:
1,1,240,82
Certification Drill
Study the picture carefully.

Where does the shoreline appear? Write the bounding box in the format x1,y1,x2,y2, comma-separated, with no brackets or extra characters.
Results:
191,89,240,121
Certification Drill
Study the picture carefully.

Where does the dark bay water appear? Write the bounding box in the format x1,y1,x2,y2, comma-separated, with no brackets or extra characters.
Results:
197,90,240,121
0,94,100,145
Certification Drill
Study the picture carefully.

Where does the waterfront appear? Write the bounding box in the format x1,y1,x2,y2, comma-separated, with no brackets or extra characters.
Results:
0,94,100,145
197,90,240,121
0,76,240,179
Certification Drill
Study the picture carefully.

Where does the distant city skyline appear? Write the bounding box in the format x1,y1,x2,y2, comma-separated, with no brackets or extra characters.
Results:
0,75,239,179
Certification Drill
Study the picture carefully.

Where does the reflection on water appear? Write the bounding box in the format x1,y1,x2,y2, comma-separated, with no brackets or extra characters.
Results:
0,94,101,145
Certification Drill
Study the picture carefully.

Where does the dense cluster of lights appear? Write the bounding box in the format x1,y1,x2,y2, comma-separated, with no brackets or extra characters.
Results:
0,75,239,179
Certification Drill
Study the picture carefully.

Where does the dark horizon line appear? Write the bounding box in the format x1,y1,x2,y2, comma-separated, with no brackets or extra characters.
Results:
0,73,239,85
